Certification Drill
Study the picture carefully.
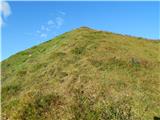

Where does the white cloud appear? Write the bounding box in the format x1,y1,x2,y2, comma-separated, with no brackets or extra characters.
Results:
36,30,41,33
0,1,11,27
59,11,66,16
41,25,45,30
40,33,47,38
0,1,11,17
31,11,66,39
48,20,54,25
46,27,50,31
55,17,64,28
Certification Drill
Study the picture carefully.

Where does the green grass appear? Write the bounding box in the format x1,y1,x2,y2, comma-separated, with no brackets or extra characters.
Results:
1,27,160,120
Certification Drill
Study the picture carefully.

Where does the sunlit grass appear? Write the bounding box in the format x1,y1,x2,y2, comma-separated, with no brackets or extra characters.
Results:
1,27,160,120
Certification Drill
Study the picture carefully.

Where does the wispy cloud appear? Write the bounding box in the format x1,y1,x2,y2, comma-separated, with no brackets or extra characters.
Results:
47,20,54,25
35,11,66,38
40,33,47,38
0,1,11,27
55,17,64,28
59,11,66,16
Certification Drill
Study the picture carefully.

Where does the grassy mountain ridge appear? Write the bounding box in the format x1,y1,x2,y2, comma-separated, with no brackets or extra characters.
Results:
1,27,160,120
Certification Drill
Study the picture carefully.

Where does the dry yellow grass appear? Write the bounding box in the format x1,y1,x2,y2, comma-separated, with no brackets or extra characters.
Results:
1,27,160,120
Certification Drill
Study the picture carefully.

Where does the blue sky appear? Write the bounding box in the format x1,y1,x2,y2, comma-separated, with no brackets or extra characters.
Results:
1,1,159,60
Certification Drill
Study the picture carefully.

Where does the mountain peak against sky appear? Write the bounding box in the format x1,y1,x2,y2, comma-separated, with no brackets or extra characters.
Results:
1,1,159,119
1,26,158,61
2,1,159,60
2,27,159,120
72,26,95,32
78,26,93,29
71,26,151,41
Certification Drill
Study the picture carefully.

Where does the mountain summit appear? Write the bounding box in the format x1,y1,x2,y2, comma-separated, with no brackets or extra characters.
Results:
2,27,160,120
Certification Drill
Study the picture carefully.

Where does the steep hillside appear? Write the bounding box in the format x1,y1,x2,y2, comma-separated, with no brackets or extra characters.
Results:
1,27,160,120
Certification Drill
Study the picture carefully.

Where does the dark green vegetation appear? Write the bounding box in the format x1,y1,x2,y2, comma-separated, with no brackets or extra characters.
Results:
1,27,160,120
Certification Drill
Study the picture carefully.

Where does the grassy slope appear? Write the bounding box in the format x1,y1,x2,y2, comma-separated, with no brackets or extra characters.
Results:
1,27,160,120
